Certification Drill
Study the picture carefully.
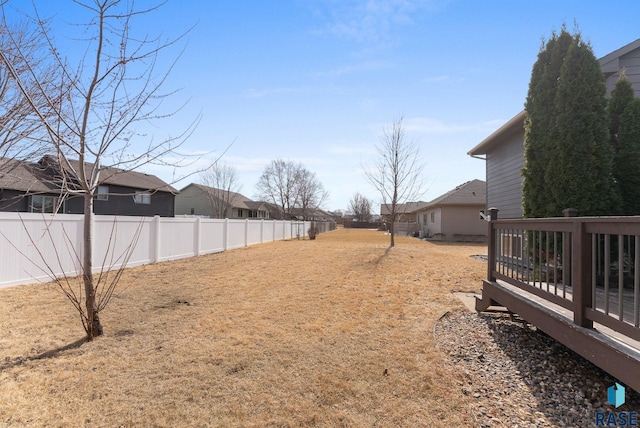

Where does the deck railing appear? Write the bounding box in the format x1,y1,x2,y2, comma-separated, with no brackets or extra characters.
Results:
487,208,640,343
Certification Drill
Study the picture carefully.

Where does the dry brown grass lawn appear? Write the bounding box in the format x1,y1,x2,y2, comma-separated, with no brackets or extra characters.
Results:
0,228,486,427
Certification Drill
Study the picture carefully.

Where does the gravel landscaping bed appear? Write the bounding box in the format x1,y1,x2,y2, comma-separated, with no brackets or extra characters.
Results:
434,309,640,427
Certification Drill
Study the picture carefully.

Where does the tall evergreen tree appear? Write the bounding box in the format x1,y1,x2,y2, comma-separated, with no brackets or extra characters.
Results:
545,35,618,216
522,28,574,217
614,98,640,215
522,26,619,217
608,73,635,149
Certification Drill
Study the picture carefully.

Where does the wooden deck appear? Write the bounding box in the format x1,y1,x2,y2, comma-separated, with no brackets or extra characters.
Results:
477,210,640,393
477,279,640,392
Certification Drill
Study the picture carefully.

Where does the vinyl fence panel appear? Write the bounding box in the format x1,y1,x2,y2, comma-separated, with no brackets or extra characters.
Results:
0,213,335,289
226,219,247,250
0,213,83,287
198,219,225,254
93,215,153,268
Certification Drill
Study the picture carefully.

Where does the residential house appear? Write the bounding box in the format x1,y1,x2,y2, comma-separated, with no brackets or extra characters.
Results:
175,183,270,219
0,155,176,216
378,180,486,240
416,179,487,241
467,38,640,218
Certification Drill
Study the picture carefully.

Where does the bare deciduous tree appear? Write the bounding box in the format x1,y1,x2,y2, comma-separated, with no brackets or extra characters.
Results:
199,162,240,218
256,159,302,219
256,159,328,221
297,167,328,220
365,117,425,247
349,192,372,222
0,0,198,340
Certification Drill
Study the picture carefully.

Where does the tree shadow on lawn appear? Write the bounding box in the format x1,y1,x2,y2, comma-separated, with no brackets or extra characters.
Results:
0,336,87,372
478,312,640,423
373,245,393,265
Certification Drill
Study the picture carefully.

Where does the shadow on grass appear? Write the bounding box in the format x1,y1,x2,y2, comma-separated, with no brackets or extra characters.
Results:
0,336,87,372
373,245,393,265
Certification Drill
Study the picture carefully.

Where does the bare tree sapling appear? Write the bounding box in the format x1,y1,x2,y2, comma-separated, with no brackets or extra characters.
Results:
0,0,198,339
365,117,425,247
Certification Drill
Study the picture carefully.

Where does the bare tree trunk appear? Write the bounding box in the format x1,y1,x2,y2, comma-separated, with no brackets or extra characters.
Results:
390,215,396,247
83,193,102,339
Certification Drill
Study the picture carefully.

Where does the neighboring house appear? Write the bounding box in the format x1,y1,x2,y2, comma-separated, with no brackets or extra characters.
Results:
378,180,486,240
415,179,487,241
468,38,640,218
175,183,270,219
380,201,429,224
0,155,176,216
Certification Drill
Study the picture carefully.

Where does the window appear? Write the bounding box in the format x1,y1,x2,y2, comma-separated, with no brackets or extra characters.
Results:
430,212,435,223
30,195,57,213
96,185,109,201
134,191,151,205
237,209,244,218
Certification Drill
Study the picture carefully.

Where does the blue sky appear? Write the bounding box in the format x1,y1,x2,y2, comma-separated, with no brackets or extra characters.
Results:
18,1,640,211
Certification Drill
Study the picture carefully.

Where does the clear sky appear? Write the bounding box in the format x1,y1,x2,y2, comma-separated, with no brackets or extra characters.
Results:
14,1,640,212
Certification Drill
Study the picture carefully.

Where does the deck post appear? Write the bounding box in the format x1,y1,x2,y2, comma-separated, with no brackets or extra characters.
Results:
570,211,593,328
563,208,577,289
487,208,499,282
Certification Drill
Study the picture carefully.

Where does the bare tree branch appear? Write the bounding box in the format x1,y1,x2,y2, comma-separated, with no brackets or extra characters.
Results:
199,162,241,218
349,192,373,222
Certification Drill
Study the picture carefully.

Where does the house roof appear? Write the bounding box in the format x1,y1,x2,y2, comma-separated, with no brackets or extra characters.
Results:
0,158,54,193
421,179,486,208
467,110,526,156
380,201,429,216
599,38,640,75
0,156,176,194
380,180,486,216
180,183,266,210
86,163,176,193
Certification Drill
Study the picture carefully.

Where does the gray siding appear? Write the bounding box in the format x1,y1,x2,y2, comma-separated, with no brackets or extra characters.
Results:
441,205,487,237
605,49,640,97
486,129,524,218
175,185,213,216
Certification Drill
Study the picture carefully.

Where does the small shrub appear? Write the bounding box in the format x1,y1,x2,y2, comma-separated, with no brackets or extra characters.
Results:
308,223,319,240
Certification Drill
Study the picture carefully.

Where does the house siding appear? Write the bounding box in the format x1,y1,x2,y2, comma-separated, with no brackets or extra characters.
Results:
0,189,29,211
67,185,174,216
486,128,524,219
605,49,640,96
423,208,442,236
441,205,487,238
90,185,174,217
175,185,212,216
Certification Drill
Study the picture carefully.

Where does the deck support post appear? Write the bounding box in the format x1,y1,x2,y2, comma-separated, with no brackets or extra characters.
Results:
487,208,499,282
567,209,593,328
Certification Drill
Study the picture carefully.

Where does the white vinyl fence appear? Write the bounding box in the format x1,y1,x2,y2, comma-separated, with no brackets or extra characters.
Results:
0,212,334,289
